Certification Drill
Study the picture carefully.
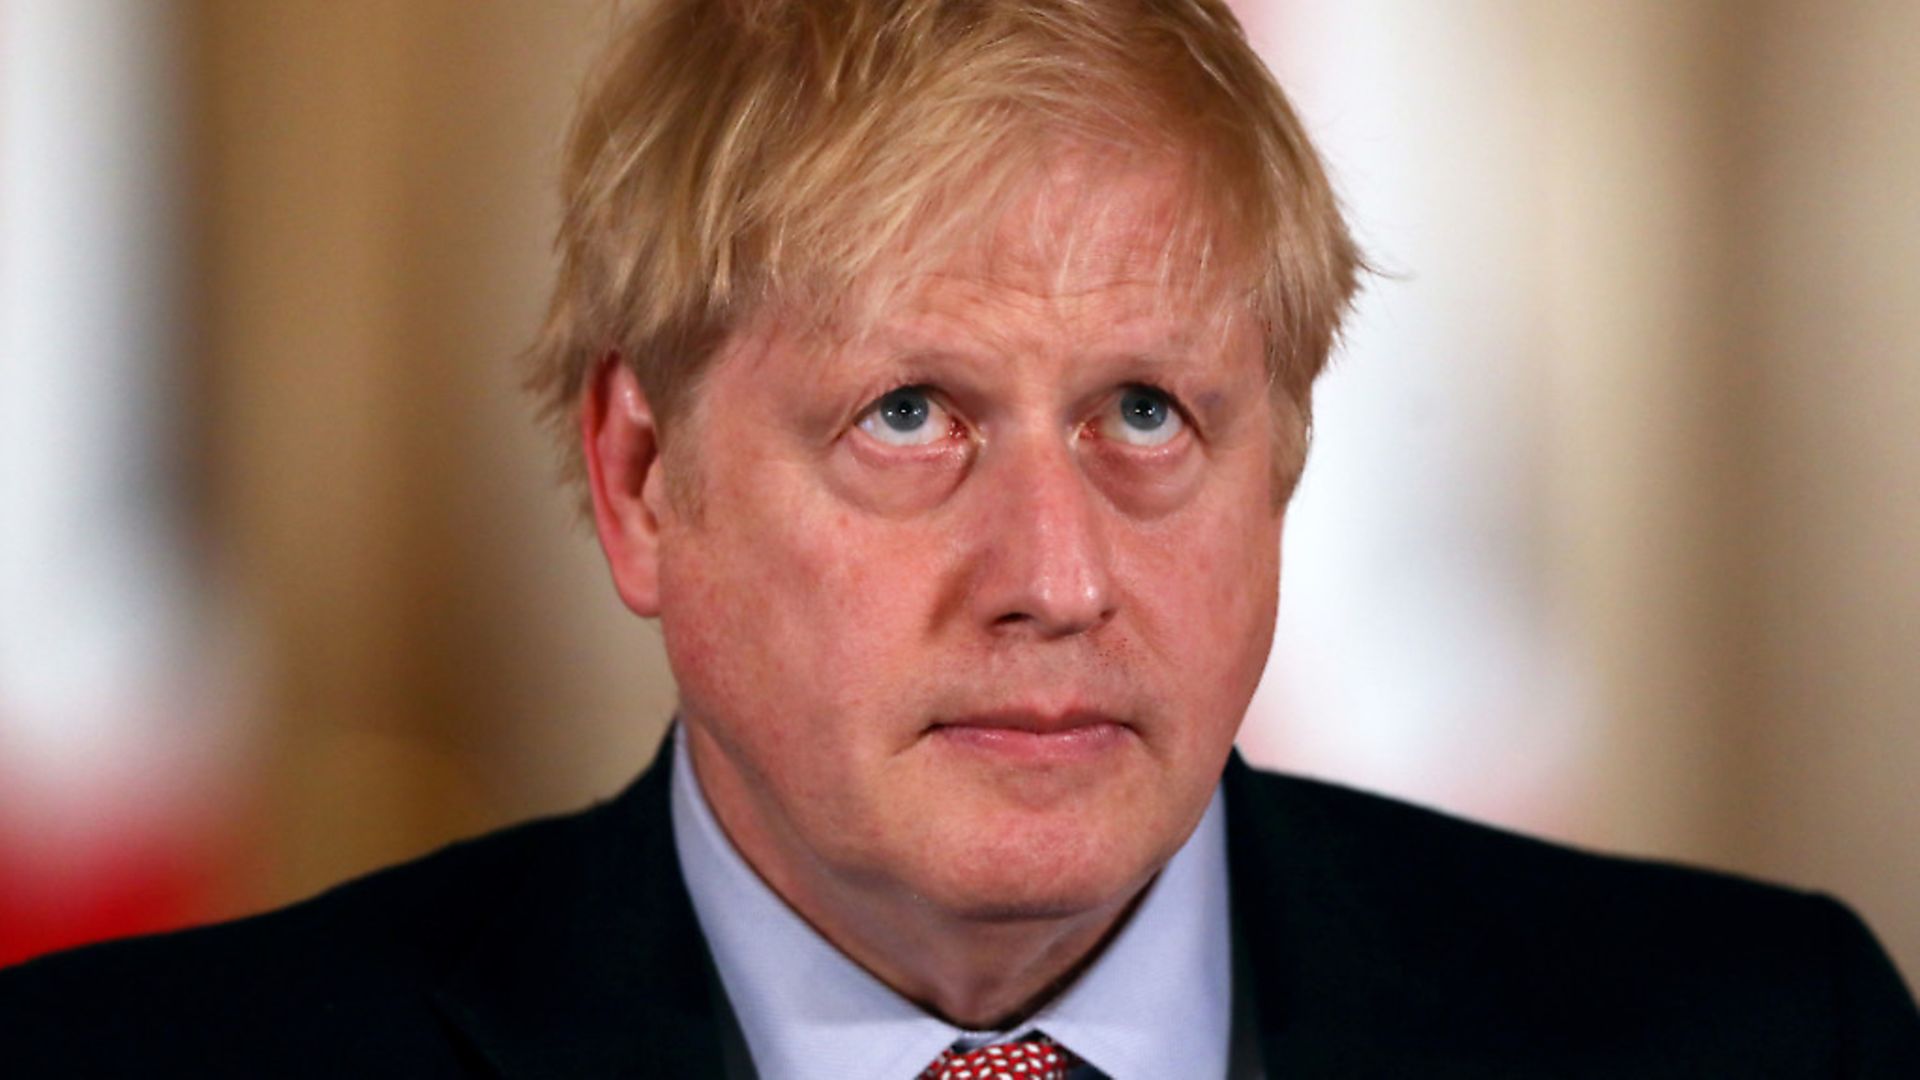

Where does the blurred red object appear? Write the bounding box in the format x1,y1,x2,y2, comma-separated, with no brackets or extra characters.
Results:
0,826,230,969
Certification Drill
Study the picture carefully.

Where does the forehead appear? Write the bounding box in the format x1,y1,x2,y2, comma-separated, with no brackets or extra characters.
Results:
806,151,1253,356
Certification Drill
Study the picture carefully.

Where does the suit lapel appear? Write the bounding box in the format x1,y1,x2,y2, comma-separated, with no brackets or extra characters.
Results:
1223,752,1399,1076
432,747,728,1078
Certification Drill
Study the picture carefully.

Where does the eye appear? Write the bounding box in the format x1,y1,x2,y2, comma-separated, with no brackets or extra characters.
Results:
855,385,957,447
1097,385,1186,448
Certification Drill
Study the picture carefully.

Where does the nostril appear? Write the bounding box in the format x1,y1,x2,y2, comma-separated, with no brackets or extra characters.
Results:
986,594,1113,638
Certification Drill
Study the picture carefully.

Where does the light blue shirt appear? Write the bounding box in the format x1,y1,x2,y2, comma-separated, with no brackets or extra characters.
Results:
670,725,1236,1079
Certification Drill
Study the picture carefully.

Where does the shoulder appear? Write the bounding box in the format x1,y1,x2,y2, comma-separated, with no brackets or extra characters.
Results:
0,797,604,1075
1225,760,1920,1073
1231,760,1818,929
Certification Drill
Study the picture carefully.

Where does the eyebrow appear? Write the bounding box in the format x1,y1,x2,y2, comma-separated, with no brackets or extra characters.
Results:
849,345,1218,389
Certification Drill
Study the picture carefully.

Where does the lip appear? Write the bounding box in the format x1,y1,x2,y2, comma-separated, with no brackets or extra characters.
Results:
927,710,1133,763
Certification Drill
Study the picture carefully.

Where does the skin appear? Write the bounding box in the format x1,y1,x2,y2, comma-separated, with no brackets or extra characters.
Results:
583,159,1293,1029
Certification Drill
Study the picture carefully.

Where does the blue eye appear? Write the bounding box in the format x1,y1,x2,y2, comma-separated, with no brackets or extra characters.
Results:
1102,386,1184,447
878,388,930,432
1120,389,1169,431
856,386,953,447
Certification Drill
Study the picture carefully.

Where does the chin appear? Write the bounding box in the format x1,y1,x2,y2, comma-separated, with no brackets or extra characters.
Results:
924,871,1141,926
907,816,1163,926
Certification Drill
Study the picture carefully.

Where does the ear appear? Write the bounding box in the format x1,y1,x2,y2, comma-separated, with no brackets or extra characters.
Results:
581,355,673,617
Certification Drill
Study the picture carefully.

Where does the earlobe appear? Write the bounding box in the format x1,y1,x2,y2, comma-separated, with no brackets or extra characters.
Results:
581,355,668,617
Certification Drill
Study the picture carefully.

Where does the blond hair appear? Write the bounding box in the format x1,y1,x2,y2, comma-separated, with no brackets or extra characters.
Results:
527,0,1361,498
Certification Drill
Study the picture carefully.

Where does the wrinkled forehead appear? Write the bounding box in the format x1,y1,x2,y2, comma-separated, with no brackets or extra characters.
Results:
969,153,1204,287
794,148,1258,353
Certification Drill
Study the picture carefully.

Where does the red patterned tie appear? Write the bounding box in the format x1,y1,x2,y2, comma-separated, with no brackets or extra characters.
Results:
918,1036,1077,1080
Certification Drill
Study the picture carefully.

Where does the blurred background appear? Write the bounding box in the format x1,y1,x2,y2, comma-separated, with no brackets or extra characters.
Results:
1,0,1915,983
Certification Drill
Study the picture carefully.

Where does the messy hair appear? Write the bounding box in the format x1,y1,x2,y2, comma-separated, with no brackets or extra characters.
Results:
526,0,1362,499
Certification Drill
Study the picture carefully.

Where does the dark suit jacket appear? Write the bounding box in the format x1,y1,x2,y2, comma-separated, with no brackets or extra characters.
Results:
3,747,1917,1077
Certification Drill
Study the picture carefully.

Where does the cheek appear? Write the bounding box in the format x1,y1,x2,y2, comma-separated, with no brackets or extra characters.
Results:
1123,486,1282,693
658,470,951,730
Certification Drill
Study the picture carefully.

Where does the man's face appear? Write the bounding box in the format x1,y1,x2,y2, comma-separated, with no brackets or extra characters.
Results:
653,162,1288,927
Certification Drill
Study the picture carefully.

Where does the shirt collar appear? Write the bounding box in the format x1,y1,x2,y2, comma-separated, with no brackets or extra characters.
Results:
670,725,1233,1080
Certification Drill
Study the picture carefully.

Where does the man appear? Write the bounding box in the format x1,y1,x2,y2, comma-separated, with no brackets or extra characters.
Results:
3,0,1917,1076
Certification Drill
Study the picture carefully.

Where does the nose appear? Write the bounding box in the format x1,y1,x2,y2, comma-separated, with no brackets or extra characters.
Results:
966,433,1117,639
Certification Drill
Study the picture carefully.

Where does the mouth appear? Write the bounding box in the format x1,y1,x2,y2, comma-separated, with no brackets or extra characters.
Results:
926,710,1134,764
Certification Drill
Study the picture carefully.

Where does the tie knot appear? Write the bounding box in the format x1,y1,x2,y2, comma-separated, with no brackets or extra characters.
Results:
919,1036,1075,1080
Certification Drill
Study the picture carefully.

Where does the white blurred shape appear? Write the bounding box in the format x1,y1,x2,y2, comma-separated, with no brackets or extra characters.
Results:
1236,0,1596,825
1,0,203,811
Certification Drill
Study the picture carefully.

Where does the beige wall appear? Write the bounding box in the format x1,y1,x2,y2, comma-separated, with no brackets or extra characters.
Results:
1718,0,1920,976
191,0,678,902
177,0,1918,976
1537,0,1920,977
